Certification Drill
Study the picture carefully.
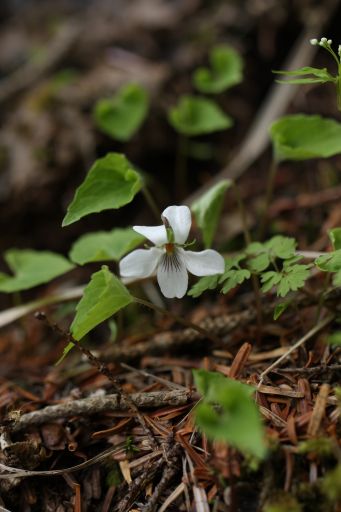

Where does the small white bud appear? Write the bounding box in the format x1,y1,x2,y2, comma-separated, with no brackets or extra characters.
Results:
327,39,332,45
338,45,341,56
310,38,318,46
321,37,328,43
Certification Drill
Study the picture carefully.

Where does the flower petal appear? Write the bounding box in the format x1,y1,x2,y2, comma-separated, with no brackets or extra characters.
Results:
119,248,162,278
157,252,188,298
162,205,191,244
133,225,167,246
181,249,225,276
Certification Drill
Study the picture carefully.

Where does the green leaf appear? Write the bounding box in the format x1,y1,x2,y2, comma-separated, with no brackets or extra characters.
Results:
247,253,270,272
246,236,296,273
321,464,341,502
297,437,334,456
69,228,144,265
193,370,267,459
326,332,341,346
168,95,233,136
219,269,251,294
329,227,341,250
62,153,142,226
276,77,334,85
0,249,74,293
264,494,302,512
333,271,341,286
188,254,248,297
71,266,133,340
277,264,310,297
188,274,220,298
261,263,311,297
193,45,243,94
191,179,232,248
270,115,341,162
316,249,341,272
245,242,266,255
93,83,149,141
266,236,297,259
225,254,246,269
273,301,290,320
273,66,334,85
261,271,282,293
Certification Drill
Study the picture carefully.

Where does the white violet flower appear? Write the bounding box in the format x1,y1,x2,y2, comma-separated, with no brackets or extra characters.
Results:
119,205,225,298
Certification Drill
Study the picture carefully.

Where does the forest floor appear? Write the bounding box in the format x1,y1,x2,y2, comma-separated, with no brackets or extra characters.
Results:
0,1,341,511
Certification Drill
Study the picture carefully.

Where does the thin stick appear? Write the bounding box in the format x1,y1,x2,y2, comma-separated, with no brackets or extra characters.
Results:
120,362,187,390
0,445,124,479
35,312,160,449
133,297,222,346
258,314,334,384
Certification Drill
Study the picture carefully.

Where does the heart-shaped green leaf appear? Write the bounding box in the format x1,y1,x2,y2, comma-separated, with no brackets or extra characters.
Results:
69,228,144,265
62,153,142,226
328,228,341,251
193,369,267,459
193,45,243,94
71,266,133,340
93,83,149,141
270,115,341,162
168,95,233,136
316,249,341,272
191,179,232,248
0,249,74,293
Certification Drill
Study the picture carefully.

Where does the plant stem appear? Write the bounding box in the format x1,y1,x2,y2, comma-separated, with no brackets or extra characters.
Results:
133,296,222,345
250,274,263,336
175,135,188,199
336,75,341,112
233,182,263,331
315,272,332,322
258,158,278,240
233,182,252,246
141,185,161,222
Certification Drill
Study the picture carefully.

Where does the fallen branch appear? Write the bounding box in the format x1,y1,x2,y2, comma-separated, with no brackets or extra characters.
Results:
9,389,191,433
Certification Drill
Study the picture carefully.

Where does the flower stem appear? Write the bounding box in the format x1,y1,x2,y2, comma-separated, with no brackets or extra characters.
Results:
258,158,278,240
133,296,222,345
141,185,161,222
336,75,341,112
175,135,188,199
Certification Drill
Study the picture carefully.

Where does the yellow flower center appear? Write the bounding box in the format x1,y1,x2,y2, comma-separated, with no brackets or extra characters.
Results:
165,243,174,254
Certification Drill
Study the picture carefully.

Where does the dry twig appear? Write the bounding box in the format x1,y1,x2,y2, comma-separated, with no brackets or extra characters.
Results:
258,315,334,384
9,389,190,433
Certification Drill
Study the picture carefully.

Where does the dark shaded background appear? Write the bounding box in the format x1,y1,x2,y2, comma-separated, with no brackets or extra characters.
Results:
0,0,340,264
